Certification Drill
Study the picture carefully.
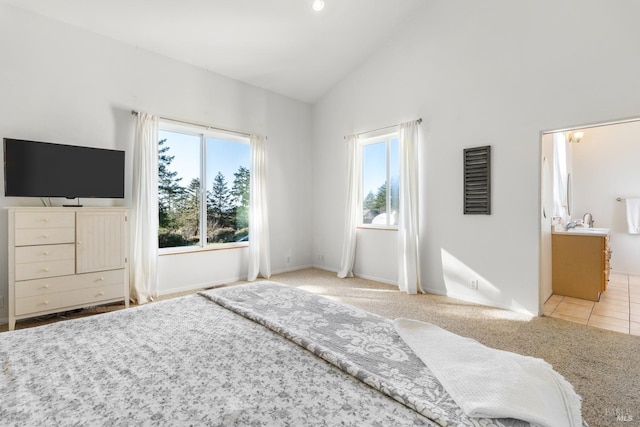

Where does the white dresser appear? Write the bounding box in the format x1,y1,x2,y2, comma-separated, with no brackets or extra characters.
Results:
7,207,130,330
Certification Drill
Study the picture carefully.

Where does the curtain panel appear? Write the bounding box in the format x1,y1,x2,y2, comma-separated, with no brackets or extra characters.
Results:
552,132,569,223
130,113,159,304
248,134,271,281
397,121,421,294
337,134,361,278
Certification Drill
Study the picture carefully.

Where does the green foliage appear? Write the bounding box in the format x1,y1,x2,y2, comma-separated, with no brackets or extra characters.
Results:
232,166,250,229
363,191,376,210
157,140,250,248
364,183,388,214
208,226,236,244
234,228,249,242
208,171,233,228
363,180,399,224
158,232,198,248
158,139,184,230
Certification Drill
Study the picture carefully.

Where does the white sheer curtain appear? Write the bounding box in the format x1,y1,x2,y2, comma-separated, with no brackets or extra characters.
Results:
338,134,361,278
248,134,271,281
553,132,569,223
397,120,421,294
130,113,159,304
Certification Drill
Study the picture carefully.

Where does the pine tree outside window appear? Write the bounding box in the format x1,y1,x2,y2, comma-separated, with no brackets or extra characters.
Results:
360,132,399,228
157,122,250,251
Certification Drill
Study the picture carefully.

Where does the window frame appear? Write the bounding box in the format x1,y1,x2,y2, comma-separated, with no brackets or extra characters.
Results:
358,130,400,230
157,120,251,254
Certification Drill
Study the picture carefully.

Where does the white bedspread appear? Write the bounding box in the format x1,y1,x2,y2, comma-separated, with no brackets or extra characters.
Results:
393,318,583,427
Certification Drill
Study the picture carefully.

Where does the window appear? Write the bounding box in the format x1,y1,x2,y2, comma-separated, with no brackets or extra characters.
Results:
360,132,399,227
158,122,250,250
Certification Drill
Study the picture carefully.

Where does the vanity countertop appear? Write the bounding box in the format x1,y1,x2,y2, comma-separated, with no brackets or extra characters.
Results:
552,227,610,236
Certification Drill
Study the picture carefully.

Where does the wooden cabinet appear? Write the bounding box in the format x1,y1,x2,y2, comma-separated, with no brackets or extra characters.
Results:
76,211,127,274
552,232,611,301
7,207,129,330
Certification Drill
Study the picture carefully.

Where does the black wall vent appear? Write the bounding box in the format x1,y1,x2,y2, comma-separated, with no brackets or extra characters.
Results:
463,145,491,215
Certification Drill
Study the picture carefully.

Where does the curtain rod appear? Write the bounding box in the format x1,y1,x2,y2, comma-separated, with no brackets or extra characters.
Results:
131,110,255,138
344,118,422,139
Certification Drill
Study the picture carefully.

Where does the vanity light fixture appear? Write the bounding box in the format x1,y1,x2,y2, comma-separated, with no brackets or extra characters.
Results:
568,131,584,143
312,0,325,11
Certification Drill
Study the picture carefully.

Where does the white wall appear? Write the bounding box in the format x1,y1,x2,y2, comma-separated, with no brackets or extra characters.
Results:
3,2,640,322
540,134,555,305
0,4,313,322
312,0,640,315
572,121,640,275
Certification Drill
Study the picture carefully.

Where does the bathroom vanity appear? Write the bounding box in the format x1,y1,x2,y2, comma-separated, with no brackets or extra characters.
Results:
552,228,611,301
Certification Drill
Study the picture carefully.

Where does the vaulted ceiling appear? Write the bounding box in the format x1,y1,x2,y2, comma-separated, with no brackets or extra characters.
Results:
3,0,426,103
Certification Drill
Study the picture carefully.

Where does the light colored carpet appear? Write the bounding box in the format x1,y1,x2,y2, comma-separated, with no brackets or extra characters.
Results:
263,269,640,427
4,267,639,427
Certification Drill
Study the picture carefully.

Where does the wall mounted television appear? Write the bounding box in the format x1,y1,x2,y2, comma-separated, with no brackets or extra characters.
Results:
3,138,125,201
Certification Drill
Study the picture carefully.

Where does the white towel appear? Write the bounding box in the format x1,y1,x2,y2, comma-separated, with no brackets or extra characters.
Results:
626,198,640,234
393,318,583,427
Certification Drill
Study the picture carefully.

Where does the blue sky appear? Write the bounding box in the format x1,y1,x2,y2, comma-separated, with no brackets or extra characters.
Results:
160,129,396,198
362,138,399,197
159,130,250,190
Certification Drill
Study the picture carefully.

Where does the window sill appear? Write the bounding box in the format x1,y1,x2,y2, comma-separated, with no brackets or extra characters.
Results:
159,242,249,256
357,225,398,231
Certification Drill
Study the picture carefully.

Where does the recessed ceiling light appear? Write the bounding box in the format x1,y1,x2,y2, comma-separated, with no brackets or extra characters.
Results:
312,0,325,11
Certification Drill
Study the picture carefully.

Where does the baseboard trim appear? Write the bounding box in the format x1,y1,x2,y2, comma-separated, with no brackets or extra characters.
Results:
158,276,246,296
311,264,338,273
433,288,535,317
271,264,314,275
353,272,398,286
421,286,447,296
310,265,399,286
158,264,317,296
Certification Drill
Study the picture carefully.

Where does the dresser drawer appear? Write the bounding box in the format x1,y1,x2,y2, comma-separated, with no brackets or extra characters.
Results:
15,269,125,298
15,211,75,229
15,259,75,281
15,283,125,316
7,207,130,331
14,227,75,246
15,244,75,264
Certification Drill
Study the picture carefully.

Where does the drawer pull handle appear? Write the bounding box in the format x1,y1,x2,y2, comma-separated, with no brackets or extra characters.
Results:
43,301,49,305
43,235,49,239
43,251,49,256
98,292,105,297
43,218,49,222
99,277,105,281
77,241,82,245
43,284,49,289
43,268,49,272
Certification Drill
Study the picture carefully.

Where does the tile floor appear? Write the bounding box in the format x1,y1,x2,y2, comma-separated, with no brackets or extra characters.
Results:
544,273,640,335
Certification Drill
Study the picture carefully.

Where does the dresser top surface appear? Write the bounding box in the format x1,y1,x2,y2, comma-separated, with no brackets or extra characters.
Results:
6,206,129,212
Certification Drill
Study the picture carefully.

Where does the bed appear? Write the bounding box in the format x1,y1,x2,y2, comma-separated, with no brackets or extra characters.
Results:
0,281,582,426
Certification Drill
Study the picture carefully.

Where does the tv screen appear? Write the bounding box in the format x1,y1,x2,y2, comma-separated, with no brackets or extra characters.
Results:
3,138,125,199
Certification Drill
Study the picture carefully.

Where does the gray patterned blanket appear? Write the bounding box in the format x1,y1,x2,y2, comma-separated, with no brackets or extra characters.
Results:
200,281,530,427
0,291,434,426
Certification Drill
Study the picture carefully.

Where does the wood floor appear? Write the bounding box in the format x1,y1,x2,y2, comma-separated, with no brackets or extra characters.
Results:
543,272,640,335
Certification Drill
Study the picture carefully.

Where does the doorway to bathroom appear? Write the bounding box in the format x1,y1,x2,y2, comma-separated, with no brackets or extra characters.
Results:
540,117,640,335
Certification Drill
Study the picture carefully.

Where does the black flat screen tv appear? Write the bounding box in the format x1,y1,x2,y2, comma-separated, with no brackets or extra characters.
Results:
3,138,125,199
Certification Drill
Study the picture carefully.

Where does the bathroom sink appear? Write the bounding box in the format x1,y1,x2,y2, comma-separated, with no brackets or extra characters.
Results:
566,227,609,235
